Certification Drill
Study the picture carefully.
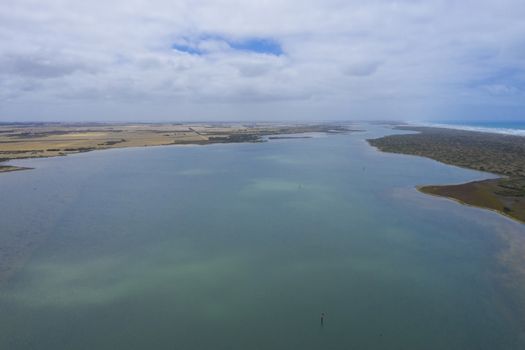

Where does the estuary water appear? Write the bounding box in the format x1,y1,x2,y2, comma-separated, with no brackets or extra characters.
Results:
0,125,524,349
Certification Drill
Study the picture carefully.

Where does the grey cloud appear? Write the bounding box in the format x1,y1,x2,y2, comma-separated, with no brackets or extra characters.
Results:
1,0,525,121
236,63,273,77
1,55,82,78
343,61,381,77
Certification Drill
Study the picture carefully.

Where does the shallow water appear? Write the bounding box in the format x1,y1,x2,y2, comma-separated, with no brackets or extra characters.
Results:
0,125,524,349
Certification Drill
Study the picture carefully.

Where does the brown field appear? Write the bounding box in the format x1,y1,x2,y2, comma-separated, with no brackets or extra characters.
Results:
0,122,350,173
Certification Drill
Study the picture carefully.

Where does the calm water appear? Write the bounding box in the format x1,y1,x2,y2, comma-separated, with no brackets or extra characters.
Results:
0,125,524,349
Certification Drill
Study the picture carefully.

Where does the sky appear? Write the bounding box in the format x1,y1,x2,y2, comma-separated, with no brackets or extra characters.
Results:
1,0,525,122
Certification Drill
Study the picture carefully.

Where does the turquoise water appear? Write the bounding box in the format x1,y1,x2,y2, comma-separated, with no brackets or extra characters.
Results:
0,125,524,349
429,120,525,135
437,121,525,129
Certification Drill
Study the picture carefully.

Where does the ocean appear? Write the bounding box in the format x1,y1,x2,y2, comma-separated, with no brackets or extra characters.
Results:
423,120,525,136
0,124,524,349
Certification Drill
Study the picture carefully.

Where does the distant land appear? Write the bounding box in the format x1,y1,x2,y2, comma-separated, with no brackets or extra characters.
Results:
4,121,524,224
368,126,525,223
0,122,351,173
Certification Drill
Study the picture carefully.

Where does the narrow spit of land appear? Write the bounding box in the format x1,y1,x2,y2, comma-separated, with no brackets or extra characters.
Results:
368,126,525,223
0,122,351,173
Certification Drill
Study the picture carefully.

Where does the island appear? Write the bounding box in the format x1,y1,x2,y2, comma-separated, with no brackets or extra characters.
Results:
368,126,525,223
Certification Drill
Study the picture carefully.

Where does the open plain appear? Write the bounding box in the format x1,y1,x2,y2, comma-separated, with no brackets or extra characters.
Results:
0,122,348,172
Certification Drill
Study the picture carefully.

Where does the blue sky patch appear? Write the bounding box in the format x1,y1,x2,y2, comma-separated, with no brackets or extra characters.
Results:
229,38,283,55
172,35,283,56
171,43,203,55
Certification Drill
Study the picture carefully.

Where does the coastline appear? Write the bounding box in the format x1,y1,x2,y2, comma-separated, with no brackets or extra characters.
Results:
370,125,525,333
0,122,351,174
368,125,525,224
416,184,525,224
413,122,525,137
0,165,33,173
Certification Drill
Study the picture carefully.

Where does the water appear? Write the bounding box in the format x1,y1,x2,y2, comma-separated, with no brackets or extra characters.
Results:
423,120,525,136
0,125,524,349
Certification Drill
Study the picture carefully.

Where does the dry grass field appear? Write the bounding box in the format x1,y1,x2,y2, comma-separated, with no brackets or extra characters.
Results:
0,122,348,172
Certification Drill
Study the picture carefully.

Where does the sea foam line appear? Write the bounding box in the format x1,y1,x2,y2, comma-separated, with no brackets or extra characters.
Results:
410,122,525,137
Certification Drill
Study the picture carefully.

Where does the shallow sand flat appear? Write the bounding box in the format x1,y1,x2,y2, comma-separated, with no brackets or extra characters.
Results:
0,165,32,173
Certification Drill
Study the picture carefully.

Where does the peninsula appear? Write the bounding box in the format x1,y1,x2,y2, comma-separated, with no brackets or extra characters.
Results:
368,126,525,223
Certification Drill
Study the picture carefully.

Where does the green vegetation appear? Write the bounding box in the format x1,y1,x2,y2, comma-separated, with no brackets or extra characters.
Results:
368,126,525,223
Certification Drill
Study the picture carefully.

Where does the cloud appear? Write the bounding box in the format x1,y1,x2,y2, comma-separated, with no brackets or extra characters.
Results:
0,53,92,78
0,0,525,121
344,61,381,77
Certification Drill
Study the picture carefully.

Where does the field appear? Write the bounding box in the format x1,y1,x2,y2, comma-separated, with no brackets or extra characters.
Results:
0,122,348,172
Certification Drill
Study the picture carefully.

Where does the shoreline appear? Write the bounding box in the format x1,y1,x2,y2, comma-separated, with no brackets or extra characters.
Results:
368,125,525,224
370,125,525,332
0,122,352,174
0,165,33,173
416,184,525,225
412,122,525,137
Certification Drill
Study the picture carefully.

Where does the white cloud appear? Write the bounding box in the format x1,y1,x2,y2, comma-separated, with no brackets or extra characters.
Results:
0,0,524,121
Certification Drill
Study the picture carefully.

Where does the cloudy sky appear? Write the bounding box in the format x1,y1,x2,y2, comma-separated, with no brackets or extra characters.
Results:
1,0,524,122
